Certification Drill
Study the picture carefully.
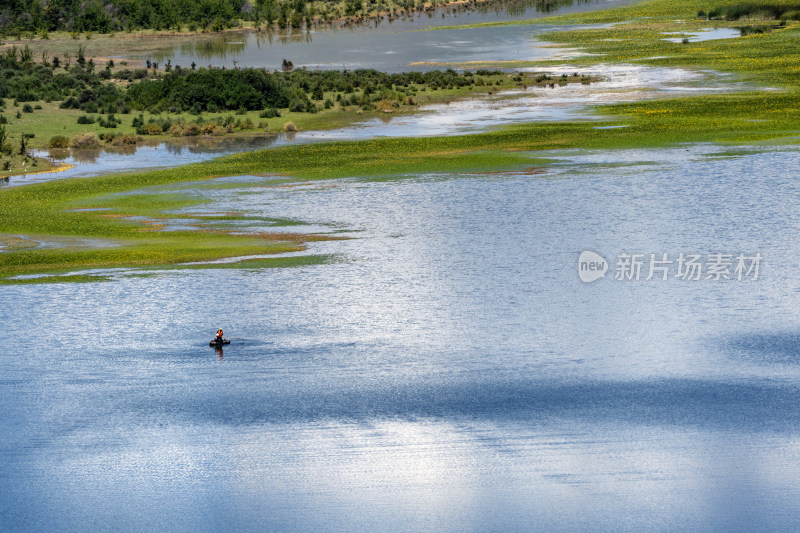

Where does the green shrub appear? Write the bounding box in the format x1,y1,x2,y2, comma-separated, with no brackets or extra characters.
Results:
142,123,163,135
111,133,138,145
98,114,121,128
70,132,102,149
49,135,70,148
167,124,184,136
259,108,281,118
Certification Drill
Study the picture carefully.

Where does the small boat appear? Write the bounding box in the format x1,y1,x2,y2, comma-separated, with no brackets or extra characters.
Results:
209,338,230,346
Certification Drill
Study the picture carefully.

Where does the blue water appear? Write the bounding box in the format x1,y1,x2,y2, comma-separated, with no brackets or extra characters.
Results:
3,144,800,530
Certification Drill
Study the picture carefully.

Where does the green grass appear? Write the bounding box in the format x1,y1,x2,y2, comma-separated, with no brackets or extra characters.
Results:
0,273,115,284
0,253,340,284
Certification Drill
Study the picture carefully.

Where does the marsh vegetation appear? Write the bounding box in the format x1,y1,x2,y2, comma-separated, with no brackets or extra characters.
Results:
4,0,800,280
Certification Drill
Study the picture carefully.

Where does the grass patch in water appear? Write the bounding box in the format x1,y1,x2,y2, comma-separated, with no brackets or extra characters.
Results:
151,253,341,271
0,235,304,279
0,273,113,285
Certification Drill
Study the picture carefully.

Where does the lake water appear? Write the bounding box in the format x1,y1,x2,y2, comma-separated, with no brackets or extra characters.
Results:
3,143,800,530
2,0,797,527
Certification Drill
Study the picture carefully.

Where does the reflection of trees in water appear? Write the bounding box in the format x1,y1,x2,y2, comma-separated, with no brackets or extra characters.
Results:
150,36,248,63
147,0,584,63
70,149,102,164
473,0,582,17
185,134,282,153
164,144,185,156
187,142,227,154
104,145,137,156
48,148,70,161
181,38,248,60
37,136,288,177
405,0,585,18
88,135,282,160
172,32,314,61
254,32,312,47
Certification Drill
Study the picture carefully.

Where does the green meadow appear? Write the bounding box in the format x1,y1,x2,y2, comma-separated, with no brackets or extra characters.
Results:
4,0,800,283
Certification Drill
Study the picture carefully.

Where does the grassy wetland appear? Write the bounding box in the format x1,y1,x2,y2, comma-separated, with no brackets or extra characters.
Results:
3,0,800,282
0,45,589,177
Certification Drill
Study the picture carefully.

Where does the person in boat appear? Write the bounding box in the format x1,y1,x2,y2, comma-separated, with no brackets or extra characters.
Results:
215,329,224,341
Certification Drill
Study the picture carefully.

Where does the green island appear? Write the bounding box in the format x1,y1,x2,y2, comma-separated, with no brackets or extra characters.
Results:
1,0,800,283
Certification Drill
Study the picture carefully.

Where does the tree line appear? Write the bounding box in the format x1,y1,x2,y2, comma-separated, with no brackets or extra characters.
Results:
1,0,247,33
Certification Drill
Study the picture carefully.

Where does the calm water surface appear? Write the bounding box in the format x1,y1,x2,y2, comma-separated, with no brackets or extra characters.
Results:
144,0,631,71
3,144,800,530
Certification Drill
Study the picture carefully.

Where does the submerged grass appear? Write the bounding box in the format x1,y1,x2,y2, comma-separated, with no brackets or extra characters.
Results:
0,273,114,285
